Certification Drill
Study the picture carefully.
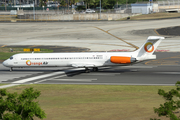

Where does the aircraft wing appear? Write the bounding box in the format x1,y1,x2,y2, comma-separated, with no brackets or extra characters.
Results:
71,63,95,68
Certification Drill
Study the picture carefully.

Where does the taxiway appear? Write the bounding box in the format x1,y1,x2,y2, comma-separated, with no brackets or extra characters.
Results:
1,20,180,86
0,52,180,86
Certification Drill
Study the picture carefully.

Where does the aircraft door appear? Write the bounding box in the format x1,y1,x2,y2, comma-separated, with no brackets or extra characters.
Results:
13,57,18,65
104,52,109,64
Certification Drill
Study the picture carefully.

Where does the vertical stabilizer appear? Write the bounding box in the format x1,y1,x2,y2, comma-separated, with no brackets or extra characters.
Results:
134,36,164,60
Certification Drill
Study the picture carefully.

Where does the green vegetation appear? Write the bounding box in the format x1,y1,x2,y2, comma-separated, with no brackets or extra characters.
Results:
0,87,46,120
120,13,180,20
76,5,86,10
0,84,7,86
83,0,151,9
151,81,180,120
39,0,47,7
84,0,116,9
39,0,151,9
0,47,53,61
60,0,67,7
5,84,176,120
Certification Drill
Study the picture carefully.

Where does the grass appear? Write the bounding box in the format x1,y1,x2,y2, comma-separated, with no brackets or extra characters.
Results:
0,48,53,61
120,12,180,20
5,84,176,120
0,84,7,86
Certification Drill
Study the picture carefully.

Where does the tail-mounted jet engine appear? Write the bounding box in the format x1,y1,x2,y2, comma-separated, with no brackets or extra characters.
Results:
110,56,136,64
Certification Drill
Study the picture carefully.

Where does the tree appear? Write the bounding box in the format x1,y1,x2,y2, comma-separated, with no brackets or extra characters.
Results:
90,0,99,9
102,0,116,9
0,87,46,120
76,5,86,10
60,0,67,7
39,0,47,7
80,0,152,10
60,0,67,13
69,0,79,6
151,81,180,120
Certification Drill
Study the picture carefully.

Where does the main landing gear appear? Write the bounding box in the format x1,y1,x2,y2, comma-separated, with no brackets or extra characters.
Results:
10,67,13,72
92,67,98,72
85,68,90,73
85,67,98,73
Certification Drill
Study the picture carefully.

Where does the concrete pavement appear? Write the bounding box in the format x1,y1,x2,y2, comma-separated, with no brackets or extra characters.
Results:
0,20,180,52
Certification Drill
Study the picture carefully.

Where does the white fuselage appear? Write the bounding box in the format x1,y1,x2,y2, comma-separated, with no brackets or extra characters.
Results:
2,52,135,68
2,36,165,70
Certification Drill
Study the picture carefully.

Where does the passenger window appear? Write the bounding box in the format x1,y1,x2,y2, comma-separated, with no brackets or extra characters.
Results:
10,56,13,60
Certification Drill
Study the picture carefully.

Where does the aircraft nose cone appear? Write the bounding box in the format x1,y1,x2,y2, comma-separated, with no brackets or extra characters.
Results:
2,60,8,67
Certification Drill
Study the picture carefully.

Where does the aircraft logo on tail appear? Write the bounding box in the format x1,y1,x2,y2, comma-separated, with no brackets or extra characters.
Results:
144,42,154,53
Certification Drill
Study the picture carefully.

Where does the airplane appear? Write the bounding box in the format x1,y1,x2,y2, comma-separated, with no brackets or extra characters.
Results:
3,36,164,72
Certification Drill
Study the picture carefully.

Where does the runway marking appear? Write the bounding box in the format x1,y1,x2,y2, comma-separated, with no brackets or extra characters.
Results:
121,66,155,68
145,55,180,65
34,74,97,83
46,83,175,86
0,84,20,89
12,71,67,84
28,45,39,48
82,73,120,76
1,45,6,47
51,79,97,82
33,74,67,83
154,29,160,36
12,68,85,84
155,72,180,75
171,55,180,58
95,27,139,50
147,60,179,65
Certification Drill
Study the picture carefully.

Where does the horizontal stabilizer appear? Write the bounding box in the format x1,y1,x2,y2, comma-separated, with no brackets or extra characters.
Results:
136,55,156,61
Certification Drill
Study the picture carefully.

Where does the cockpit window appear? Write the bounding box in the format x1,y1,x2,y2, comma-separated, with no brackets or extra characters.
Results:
10,56,13,60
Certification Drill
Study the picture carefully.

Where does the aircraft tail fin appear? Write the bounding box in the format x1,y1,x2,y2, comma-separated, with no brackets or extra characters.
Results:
134,36,164,61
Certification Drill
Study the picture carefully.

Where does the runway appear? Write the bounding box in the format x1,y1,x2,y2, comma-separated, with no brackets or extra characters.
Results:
1,52,180,86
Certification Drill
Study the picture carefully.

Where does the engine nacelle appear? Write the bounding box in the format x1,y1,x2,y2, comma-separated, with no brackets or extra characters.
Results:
110,56,136,64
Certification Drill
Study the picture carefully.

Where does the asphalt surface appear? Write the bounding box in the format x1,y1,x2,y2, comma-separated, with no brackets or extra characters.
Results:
0,20,180,86
1,20,180,52
1,65,180,85
157,26,180,36
0,52,180,86
1,23,180,53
